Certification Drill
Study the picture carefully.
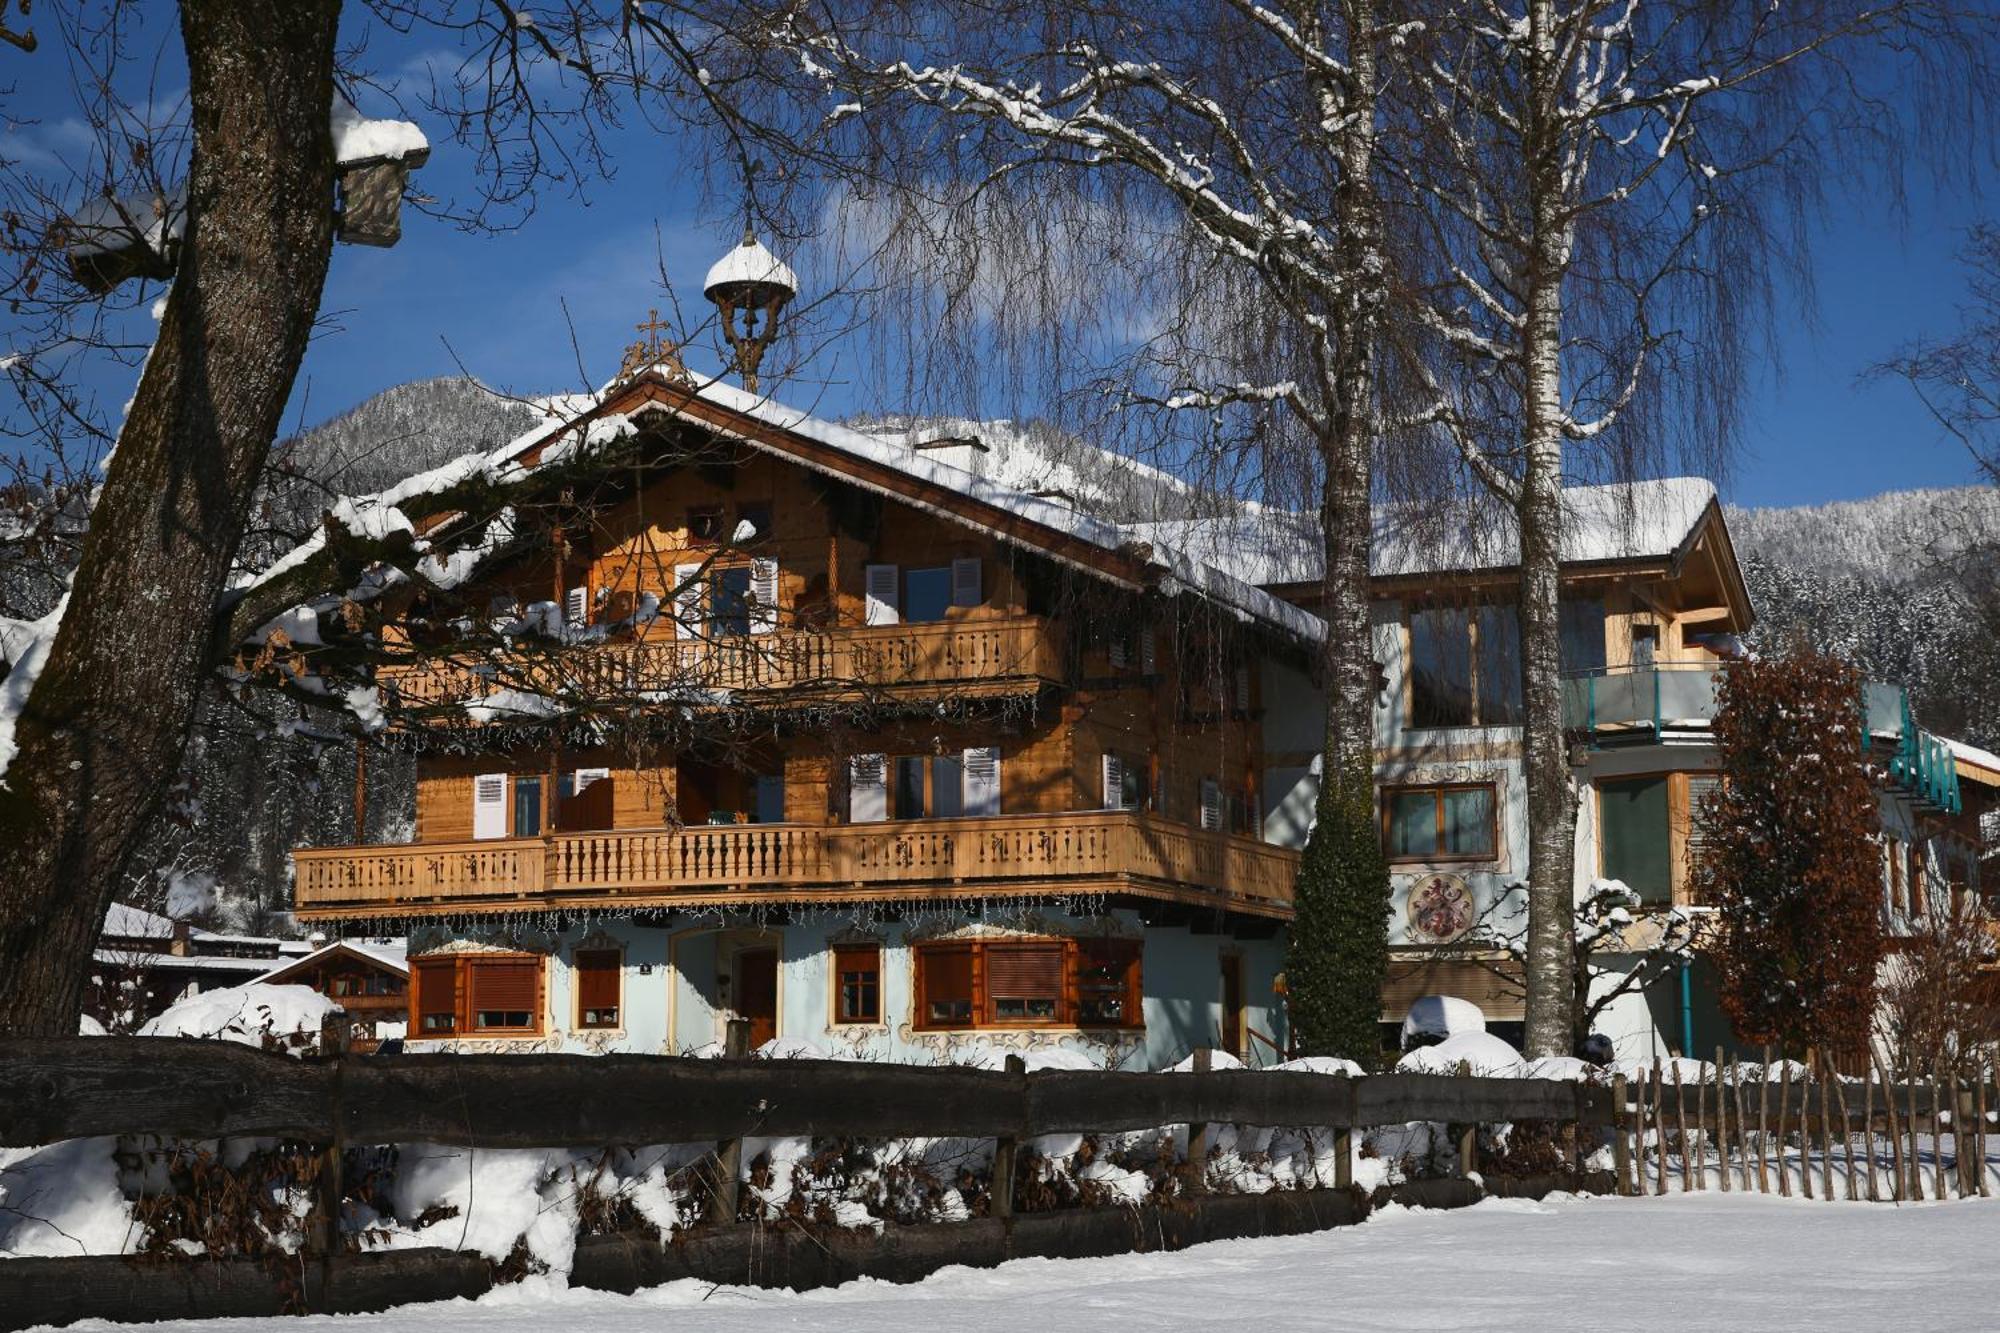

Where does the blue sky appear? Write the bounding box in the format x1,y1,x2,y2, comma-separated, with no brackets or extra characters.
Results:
5,13,1993,512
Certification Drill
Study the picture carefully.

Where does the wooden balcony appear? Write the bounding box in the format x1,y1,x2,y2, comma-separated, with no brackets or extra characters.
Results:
384,615,1066,714
293,812,1300,920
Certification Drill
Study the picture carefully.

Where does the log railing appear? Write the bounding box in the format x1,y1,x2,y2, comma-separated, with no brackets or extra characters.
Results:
385,615,1066,710
292,811,1300,914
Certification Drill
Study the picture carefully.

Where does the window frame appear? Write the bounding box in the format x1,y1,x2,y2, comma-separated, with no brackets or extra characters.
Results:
910,938,1144,1032
1404,603,1525,730
1381,782,1500,865
408,952,545,1038
832,942,883,1026
573,947,623,1030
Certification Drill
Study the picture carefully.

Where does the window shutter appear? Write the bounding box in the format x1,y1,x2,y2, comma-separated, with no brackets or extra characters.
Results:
951,556,983,607
565,585,589,628
673,563,703,641
849,754,887,823
574,949,620,1027
1140,627,1157,675
918,945,975,1027
468,956,539,1030
749,557,779,634
1108,634,1129,670
864,564,900,625
1234,664,1252,710
962,746,1000,816
413,958,458,1034
472,773,508,840
986,944,1064,1021
1199,778,1223,832
1102,753,1125,810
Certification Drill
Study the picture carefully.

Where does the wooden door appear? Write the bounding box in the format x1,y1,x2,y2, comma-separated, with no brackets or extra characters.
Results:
737,947,778,1048
1221,953,1245,1059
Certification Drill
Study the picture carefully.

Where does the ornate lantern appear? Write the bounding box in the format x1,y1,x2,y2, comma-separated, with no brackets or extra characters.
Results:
703,229,797,393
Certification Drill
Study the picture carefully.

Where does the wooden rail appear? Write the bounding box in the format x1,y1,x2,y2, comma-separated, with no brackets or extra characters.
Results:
292,811,1301,915
385,615,1067,710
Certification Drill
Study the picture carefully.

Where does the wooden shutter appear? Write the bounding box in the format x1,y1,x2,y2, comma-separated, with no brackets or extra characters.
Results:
565,585,589,628
962,746,1000,816
673,562,703,641
412,958,458,1035
986,943,1064,1022
950,556,982,607
918,944,975,1027
1140,627,1157,675
1234,664,1252,710
1199,778,1223,831
749,557,779,634
849,754,887,823
1102,753,1125,810
574,949,620,1028
864,564,900,625
468,956,540,1030
472,774,508,840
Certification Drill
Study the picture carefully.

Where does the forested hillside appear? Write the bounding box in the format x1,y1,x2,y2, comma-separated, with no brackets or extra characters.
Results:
1729,486,2000,749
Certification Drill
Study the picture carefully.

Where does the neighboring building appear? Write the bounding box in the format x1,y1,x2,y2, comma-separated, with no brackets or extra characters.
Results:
254,939,410,1048
285,354,1311,1068
1147,484,2000,1058
89,903,311,1030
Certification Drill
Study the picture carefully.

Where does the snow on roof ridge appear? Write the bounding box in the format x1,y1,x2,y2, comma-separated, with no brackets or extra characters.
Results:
256,937,409,982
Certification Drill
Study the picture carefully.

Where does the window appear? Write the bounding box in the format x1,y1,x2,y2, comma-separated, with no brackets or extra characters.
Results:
834,943,881,1024
1103,752,1148,811
710,565,753,637
410,953,544,1037
1385,784,1497,862
1408,605,1522,728
913,939,1144,1030
414,958,457,1035
873,753,977,820
512,776,543,837
932,756,964,818
1599,776,1671,905
574,949,621,1029
1561,598,1608,676
893,756,927,820
1228,785,1257,837
1077,940,1142,1027
917,944,975,1027
688,505,725,543
1684,775,1722,900
905,566,953,623
753,773,786,825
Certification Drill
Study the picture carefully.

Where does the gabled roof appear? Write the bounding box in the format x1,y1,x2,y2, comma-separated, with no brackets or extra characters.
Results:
255,938,409,984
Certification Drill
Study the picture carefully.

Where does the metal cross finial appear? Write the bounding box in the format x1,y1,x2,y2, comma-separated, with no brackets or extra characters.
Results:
635,308,672,347
619,307,694,386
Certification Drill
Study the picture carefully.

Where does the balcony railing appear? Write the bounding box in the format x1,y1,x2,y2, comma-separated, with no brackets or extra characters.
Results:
385,615,1066,712
293,812,1300,917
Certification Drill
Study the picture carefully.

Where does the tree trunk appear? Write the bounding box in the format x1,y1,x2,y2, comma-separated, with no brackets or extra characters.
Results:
1517,0,1579,1059
0,0,342,1035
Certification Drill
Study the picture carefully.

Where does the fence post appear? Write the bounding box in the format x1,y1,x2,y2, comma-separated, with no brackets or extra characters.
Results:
991,1054,1024,1220
712,1018,751,1223
1610,1074,1630,1196
311,1013,348,1262
1186,1048,1212,1195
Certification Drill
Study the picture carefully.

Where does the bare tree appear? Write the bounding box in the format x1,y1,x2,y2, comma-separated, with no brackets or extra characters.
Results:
1384,0,1993,1056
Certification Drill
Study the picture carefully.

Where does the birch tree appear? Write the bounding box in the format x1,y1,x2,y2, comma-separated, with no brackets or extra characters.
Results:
745,1,1408,1058
1387,0,1991,1056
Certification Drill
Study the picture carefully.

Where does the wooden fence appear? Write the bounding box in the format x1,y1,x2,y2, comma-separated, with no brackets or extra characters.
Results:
0,1035,1991,1330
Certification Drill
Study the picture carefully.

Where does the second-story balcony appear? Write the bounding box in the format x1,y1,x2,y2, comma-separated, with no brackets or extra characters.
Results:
292,811,1300,920
384,614,1067,714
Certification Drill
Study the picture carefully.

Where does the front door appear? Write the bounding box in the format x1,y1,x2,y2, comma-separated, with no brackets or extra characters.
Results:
1221,954,1245,1059
737,947,778,1049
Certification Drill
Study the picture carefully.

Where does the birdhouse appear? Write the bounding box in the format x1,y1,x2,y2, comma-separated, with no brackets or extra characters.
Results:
331,95,431,248
63,189,183,295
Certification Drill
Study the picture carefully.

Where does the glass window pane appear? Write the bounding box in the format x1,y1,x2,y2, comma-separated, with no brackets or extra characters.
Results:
753,774,786,825
1600,776,1672,905
894,757,927,819
710,566,752,636
905,567,952,623
1442,787,1496,857
1476,605,1523,725
931,756,963,818
1388,790,1438,858
1410,608,1473,728
512,777,542,836
1560,598,1607,676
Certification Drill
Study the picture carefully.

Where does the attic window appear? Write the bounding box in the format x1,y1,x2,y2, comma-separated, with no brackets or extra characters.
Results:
688,506,725,543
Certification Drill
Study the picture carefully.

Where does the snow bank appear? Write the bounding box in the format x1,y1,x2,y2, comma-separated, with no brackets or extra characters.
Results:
1401,995,1487,1048
1397,1031,1525,1077
136,982,340,1052
0,1138,132,1257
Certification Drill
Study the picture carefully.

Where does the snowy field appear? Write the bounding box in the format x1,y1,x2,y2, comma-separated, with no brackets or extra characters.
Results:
36,1191,2000,1333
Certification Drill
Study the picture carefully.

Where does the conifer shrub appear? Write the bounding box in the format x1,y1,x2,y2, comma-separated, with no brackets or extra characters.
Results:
1286,762,1392,1064
1698,645,1884,1058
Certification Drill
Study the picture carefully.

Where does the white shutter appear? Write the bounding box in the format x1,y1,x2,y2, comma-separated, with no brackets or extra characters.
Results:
1199,778,1223,832
1102,753,1126,810
569,767,610,793
962,746,1000,816
1234,664,1251,710
951,556,983,607
749,557,779,634
673,563,703,641
849,754,887,823
1108,635,1129,670
864,564,900,625
473,774,509,840
565,585,589,628
1140,627,1157,675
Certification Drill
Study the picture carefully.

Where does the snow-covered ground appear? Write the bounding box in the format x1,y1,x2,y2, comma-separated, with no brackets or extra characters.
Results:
32,1192,2000,1332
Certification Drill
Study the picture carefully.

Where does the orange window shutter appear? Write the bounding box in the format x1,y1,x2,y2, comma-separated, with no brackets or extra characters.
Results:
413,958,457,1033
985,943,1064,1022
470,956,540,1026
575,950,620,1015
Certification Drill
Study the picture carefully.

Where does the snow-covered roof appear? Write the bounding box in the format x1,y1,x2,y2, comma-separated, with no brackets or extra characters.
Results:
92,948,274,974
101,902,177,940
330,94,429,167
1128,478,1724,587
257,937,409,982
1946,736,2000,785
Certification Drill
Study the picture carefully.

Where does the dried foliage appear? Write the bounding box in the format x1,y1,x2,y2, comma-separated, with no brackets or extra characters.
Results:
1700,646,1884,1057
1875,895,2000,1079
